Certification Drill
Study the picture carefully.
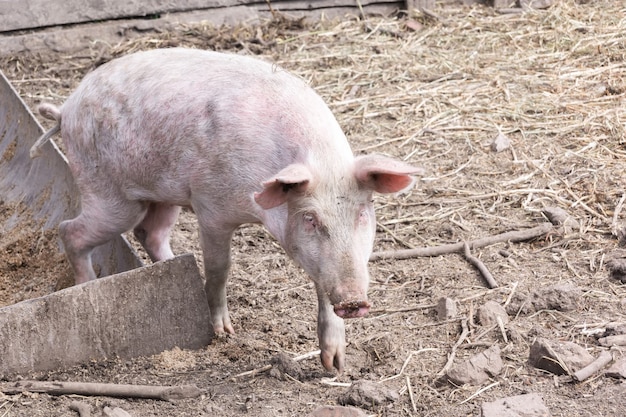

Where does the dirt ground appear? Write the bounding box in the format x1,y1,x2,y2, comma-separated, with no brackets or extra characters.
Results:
1,0,626,416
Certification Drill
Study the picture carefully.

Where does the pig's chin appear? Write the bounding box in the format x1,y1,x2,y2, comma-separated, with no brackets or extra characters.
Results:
333,300,371,319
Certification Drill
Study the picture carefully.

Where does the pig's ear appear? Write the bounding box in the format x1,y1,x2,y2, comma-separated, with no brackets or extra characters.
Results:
355,154,424,194
254,164,312,209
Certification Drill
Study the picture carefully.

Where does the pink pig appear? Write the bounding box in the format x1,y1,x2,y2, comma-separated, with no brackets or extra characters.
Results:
32,48,422,372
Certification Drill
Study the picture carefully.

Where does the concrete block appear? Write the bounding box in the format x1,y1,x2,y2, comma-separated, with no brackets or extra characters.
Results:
0,254,210,376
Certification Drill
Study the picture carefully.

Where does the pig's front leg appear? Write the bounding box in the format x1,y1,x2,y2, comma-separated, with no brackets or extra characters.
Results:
316,283,347,372
199,225,236,335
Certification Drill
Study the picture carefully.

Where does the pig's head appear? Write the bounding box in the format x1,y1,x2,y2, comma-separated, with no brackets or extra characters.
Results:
254,154,423,319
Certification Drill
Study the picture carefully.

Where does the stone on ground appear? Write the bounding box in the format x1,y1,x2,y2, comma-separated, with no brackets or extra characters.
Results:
528,338,594,375
445,345,503,385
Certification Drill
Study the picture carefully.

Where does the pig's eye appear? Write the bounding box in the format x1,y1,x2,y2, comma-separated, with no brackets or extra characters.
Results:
303,213,318,230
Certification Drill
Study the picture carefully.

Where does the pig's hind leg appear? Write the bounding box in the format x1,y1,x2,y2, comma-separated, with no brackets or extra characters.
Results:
60,196,148,285
133,203,181,262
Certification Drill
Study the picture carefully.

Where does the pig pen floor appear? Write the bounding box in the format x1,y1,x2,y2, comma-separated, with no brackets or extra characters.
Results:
1,1,626,415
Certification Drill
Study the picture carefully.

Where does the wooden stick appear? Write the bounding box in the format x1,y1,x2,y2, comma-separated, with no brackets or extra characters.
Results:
69,401,91,417
370,223,553,261
436,318,469,377
2,381,201,401
598,334,626,347
463,242,498,289
232,365,273,379
573,350,613,382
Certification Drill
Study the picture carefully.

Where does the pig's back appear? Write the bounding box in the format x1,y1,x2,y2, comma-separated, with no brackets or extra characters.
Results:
58,48,351,205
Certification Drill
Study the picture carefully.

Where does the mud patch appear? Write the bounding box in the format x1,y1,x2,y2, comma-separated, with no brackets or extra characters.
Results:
0,201,71,307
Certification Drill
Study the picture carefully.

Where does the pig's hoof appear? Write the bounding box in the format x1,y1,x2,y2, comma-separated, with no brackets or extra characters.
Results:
211,331,234,343
321,349,345,373
333,300,371,319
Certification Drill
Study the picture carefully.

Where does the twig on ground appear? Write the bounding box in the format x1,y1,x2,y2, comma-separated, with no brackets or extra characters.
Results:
370,302,436,315
463,242,498,288
458,381,500,405
406,375,417,414
293,349,322,362
573,350,613,382
2,381,201,401
496,315,508,343
380,348,439,382
232,365,273,379
377,221,416,249
69,401,91,417
370,223,553,261
232,350,321,379
436,318,469,377
504,281,519,308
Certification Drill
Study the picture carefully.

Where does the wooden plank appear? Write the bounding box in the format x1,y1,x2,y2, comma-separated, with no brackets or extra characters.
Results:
0,0,241,32
0,0,403,33
406,0,436,11
266,0,401,9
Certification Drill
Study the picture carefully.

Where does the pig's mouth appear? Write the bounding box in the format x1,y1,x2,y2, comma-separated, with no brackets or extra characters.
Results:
333,300,371,318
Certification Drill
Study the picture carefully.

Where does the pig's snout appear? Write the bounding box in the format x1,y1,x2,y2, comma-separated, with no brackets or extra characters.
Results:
333,300,371,318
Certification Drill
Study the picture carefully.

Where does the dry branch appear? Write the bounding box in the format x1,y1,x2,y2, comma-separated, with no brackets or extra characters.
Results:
370,223,553,261
573,350,613,382
598,334,626,347
2,381,201,401
463,242,498,289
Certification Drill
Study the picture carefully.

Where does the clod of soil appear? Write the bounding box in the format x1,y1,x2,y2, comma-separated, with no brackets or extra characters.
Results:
606,256,626,282
528,338,594,375
338,380,399,410
605,359,626,379
269,352,304,381
477,300,509,327
436,296,457,320
481,393,551,417
506,283,580,316
444,345,503,386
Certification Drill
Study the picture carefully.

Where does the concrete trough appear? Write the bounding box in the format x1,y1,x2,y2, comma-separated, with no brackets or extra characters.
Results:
0,254,210,376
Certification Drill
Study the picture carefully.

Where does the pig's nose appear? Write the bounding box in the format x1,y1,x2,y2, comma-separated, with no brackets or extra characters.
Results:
333,300,371,318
